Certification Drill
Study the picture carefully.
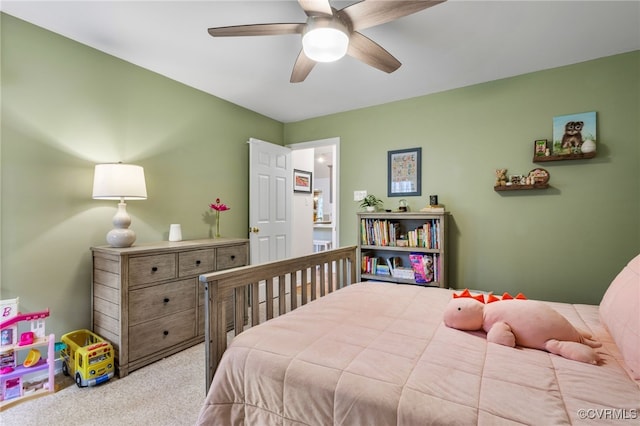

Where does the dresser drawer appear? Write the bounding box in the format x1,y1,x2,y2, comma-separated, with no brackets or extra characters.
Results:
129,254,176,285
179,249,215,277
217,245,247,270
129,309,196,360
129,279,195,325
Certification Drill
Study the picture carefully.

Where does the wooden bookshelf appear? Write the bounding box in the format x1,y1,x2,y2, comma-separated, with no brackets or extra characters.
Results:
357,212,448,287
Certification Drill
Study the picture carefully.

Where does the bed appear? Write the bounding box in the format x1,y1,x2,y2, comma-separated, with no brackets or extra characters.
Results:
197,246,640,425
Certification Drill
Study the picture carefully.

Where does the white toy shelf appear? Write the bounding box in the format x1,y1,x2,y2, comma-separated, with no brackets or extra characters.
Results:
0,298,55,411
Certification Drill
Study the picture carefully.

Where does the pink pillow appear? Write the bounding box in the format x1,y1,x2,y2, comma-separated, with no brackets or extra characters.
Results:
599,254,640,379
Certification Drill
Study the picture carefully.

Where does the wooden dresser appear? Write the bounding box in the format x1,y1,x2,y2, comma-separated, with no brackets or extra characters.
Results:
91,238,249,377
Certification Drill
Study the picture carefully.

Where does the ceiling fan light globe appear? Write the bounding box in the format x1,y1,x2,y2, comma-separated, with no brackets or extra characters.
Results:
302,28,349,62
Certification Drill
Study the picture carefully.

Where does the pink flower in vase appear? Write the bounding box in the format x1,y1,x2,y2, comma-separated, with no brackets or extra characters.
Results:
209,198,230,238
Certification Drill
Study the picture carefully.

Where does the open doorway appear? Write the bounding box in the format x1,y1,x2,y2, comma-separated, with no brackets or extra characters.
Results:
289,137,339,256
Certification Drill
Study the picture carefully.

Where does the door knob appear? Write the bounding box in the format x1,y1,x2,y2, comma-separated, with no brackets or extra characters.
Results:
249,227,259,233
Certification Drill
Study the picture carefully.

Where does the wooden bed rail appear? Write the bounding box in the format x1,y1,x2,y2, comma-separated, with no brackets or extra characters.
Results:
199,245,358,391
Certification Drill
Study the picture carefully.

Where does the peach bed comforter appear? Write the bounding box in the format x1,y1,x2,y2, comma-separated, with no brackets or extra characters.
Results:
196,283,639,425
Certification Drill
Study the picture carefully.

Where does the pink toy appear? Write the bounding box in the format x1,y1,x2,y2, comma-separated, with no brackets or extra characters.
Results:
0,305,54,407
443,289,602,364
18,332,34,346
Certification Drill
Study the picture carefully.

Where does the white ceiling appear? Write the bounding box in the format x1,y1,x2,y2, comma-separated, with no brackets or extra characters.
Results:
2,1,639,123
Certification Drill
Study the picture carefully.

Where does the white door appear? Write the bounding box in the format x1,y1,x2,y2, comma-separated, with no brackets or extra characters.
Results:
248,138,292,265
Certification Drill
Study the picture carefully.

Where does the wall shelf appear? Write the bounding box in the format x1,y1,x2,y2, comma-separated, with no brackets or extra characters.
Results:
494,184,549,191
533,152,596,162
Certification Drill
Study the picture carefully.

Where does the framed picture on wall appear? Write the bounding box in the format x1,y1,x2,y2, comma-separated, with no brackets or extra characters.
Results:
534,139,548,157
293,169,312,193
388,147,422,197
552,111,597,155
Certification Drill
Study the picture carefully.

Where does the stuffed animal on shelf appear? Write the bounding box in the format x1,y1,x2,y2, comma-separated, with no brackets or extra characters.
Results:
495,169,507,187
443,289,602,364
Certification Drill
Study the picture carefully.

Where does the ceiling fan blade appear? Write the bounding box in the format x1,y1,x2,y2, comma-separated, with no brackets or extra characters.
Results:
290,50,317,83
298,0,333,17
347,31,401,74
208,23,305,37
339,0,446,31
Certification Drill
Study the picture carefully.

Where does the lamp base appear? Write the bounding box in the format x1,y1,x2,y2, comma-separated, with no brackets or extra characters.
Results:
106,228,136,248
106,201,136,248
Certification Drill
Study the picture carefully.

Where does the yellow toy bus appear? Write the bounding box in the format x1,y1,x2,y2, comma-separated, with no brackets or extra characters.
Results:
60,329,114,387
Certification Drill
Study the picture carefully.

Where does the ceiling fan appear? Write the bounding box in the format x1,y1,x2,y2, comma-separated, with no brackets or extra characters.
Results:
208,0,446,83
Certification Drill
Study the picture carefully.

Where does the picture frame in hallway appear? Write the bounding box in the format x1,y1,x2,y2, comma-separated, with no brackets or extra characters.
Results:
293,169,312,193
388,147,421,197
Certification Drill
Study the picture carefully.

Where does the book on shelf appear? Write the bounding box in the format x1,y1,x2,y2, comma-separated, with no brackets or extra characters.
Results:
360,218,390,246
386,256,413,279
385,256,403,270
409,253,438,284
375,265,391,275
362,254,396,276
361,254,372,274
420,205,445,213
388,222,400,246
391,267,415,280
422,220,441,249
361,217,441,249
402,221,441,249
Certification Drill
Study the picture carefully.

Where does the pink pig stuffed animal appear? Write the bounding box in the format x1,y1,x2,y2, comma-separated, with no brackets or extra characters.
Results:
443,289,602,364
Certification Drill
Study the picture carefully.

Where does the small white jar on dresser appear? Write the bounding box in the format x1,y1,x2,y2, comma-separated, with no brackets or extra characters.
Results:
91,238,248,377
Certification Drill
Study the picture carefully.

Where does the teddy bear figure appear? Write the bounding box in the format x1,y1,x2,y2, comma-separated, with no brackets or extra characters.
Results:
495,169,507,187
443,289,602,364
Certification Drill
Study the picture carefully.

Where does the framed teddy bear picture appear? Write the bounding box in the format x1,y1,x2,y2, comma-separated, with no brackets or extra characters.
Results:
552,111,597,156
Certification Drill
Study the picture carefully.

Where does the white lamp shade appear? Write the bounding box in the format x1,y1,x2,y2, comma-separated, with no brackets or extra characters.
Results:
302,27,349,62
92,163,147,200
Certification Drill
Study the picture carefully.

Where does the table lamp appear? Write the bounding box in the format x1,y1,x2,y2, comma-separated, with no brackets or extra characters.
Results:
92,163,147,247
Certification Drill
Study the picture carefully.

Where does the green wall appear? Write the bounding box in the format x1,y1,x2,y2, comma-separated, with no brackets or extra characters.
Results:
1,14,283,336
285,51,639,304
1,13,638,343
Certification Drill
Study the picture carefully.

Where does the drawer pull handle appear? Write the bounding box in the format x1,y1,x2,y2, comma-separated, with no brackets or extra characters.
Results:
230,255,236,260
163,330,169,336
196,260,201,265
151,266,158,272
163,298,170,303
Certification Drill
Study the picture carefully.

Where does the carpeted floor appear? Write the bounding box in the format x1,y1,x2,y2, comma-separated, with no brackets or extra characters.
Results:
1,342,206,426
3,277,334,425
